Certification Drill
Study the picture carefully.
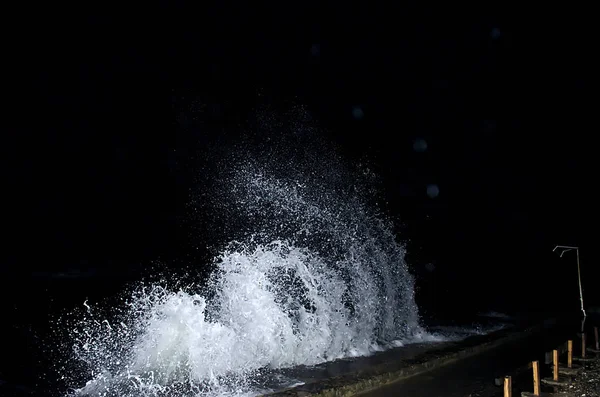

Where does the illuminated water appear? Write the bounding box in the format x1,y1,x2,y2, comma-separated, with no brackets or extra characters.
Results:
61,126,428,396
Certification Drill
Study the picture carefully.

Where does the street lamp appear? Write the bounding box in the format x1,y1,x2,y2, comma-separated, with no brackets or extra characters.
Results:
553,245,586,318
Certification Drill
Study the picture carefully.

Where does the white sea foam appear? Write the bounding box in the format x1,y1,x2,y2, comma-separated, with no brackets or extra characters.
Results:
64,126,426,396
69,239,425,396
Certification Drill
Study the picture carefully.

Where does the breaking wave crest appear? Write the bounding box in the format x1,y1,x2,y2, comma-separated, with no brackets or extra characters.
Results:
62,115,424,396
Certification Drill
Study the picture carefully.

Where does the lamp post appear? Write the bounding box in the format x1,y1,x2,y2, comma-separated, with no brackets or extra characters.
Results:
553,245,586,320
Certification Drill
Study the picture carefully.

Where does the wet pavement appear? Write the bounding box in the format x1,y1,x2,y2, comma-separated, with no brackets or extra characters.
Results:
266,317,577,397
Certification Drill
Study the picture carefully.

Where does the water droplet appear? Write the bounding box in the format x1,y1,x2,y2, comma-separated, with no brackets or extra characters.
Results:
426,184,439,198
352,106,364,120
310,44,320,56
413,139,427,152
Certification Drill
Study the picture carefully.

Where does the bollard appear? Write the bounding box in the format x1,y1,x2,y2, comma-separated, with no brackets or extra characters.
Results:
553,349,559,381
568,340,573,368
504,376,512,397
533,361,540,396
582,333,586,358
595,326,599,351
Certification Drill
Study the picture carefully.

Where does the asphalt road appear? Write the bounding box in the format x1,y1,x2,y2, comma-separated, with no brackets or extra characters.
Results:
359,323,574,397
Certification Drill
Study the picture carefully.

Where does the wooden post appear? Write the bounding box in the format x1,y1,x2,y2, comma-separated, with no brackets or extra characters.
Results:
504,376,512,397
595,326,599,351
568,340,573,368
582,333,586,358
533,360,540,396
553,349,559,380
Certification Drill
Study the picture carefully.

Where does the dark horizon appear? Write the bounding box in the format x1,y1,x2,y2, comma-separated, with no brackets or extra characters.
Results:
5,6,597,296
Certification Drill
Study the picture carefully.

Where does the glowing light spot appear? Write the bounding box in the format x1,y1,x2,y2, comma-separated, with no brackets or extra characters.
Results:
310,44,320,56
426,184,439,198
413,139,427,152
352,106,364,120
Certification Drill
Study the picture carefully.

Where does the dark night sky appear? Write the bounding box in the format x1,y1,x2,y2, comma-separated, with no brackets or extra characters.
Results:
3,5,597,315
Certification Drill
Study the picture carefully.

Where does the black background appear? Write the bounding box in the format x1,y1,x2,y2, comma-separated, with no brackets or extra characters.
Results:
2,3,598,393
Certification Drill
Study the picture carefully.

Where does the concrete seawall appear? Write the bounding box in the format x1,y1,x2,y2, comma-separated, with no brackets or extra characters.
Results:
264,322,554,397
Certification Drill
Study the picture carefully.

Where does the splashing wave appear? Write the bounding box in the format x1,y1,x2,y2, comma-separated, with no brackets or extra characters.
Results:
63,119,424,396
